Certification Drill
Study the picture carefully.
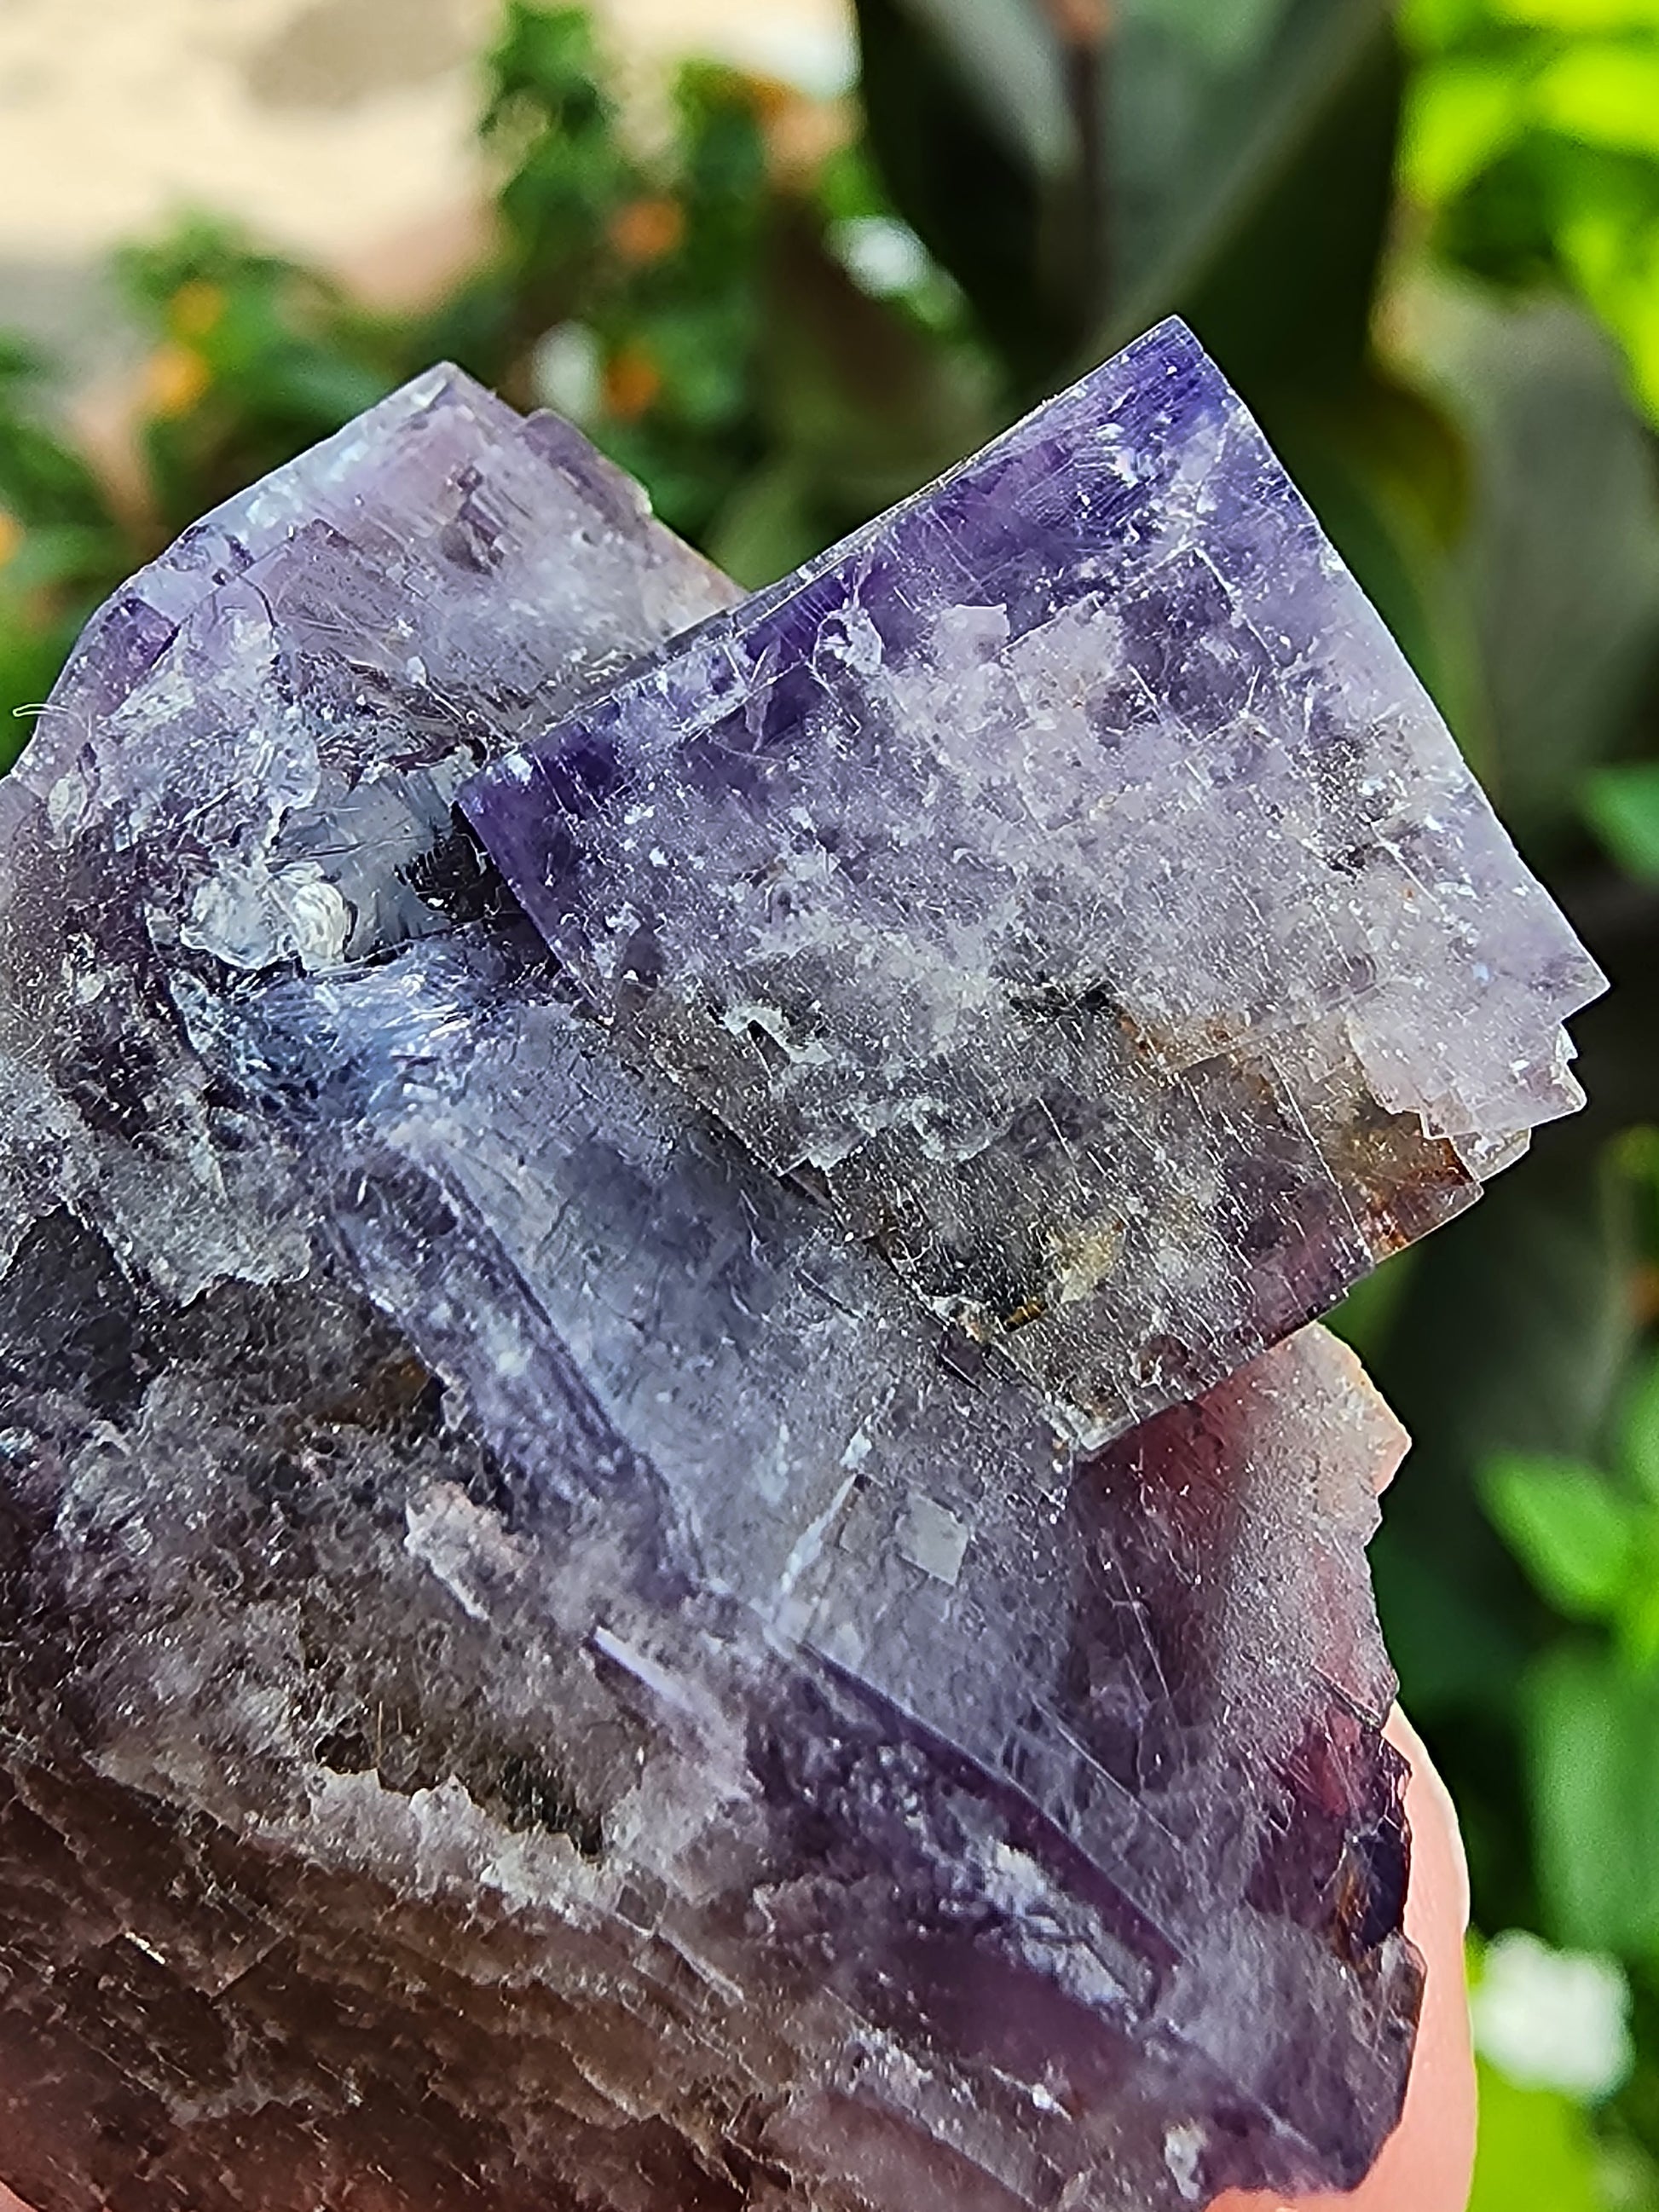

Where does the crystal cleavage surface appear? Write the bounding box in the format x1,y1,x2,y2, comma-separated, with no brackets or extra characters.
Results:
0,330,1595,2211
466,317,1603,1443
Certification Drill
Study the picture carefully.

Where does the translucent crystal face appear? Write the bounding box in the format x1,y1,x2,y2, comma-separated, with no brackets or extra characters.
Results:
0,336,1594,2212
466,319,1604,1442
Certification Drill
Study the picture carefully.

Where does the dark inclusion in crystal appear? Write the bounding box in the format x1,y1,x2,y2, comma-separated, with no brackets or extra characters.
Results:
0,338,1595,2210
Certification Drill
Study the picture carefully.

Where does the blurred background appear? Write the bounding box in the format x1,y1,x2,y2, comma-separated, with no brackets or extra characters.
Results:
2,0,1658,2203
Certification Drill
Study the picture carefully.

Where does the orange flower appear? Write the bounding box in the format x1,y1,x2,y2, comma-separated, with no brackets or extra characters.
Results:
609,197,685,265
143,344,211,419
603,345,662,421
0,511,21,569
738,70,792,124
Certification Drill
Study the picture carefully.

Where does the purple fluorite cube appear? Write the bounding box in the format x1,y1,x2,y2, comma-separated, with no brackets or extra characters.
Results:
0,329,1595,2211
465,316,1604,1441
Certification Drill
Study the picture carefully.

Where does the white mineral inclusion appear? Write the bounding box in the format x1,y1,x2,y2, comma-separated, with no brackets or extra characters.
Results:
182,857,353,973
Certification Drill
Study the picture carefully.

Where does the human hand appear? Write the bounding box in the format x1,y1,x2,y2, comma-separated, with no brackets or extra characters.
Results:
1213,1707,1477,2212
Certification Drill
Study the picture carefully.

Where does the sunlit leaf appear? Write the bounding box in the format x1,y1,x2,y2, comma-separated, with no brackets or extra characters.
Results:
1536,43,1659,159
1406,58,1534,204
1404,0,1501,47
1623,258,1659,417
1258,367,1479,730
1467,2058,1604,2212
1493,0,1659,26
1560,202,1659,422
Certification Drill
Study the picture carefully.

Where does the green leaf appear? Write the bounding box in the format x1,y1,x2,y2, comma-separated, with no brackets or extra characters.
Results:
0,623,81,771
1405,57,1534,205
0,523,122,598
1326,1246,1419,1366
1107,0,1398,390
1618,1353,1659,1501
1371,1541,1532,1710
855,0,1400,399
1482,1453,1639,1620
1587,763,1659,881
1402,0,1496,49
1536,43,1659,162
1529,1643,1659,1949
1494,0,1659,26
875,0,1072,176
1375,1146,1638,1610
1401,2,1659,430
1390,276,1659,845
750,205,995,529
1367,1139,1638,1930
853,0,1102,384
0,348,116,534
482,3,616,147
1256,367,1480,731
1468,2058,1604,2212
1150,8,1402,398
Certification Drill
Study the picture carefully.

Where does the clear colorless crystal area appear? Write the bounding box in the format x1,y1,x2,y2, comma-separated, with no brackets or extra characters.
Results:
0,340,1597,2209
467,318,1604,1441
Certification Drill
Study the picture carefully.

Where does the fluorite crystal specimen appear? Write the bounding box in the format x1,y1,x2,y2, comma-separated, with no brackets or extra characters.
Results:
0,335,1595,2212
466,318,1604,1441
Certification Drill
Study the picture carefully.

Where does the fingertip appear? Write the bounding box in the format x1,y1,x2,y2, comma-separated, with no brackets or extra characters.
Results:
1387,1706,1471,1943
1211,1706,1477,2212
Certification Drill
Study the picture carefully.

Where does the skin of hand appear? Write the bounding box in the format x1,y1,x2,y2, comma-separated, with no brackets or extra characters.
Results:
1211,1706,1478,2212
0,1710,1477,2212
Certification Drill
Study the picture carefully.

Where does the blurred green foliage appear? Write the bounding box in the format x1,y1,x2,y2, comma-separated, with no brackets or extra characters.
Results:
1483,1352,1659,1954
1471,2058,1608,2211
4,1,1659,2199
1403,0,1659,423
0,340,124,755
1589,760,1659,878
0,0,992,765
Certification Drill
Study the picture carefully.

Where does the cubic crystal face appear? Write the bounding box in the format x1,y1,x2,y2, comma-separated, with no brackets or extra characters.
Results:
465,317,1604,1441
0,337,1596,2211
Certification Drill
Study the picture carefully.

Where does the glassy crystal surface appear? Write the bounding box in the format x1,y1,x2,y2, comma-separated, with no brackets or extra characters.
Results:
0,339,1593,2210
465,317,1605,1442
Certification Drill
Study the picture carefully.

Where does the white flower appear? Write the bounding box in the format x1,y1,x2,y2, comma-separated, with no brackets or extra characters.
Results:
1472,1929,1633,2101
